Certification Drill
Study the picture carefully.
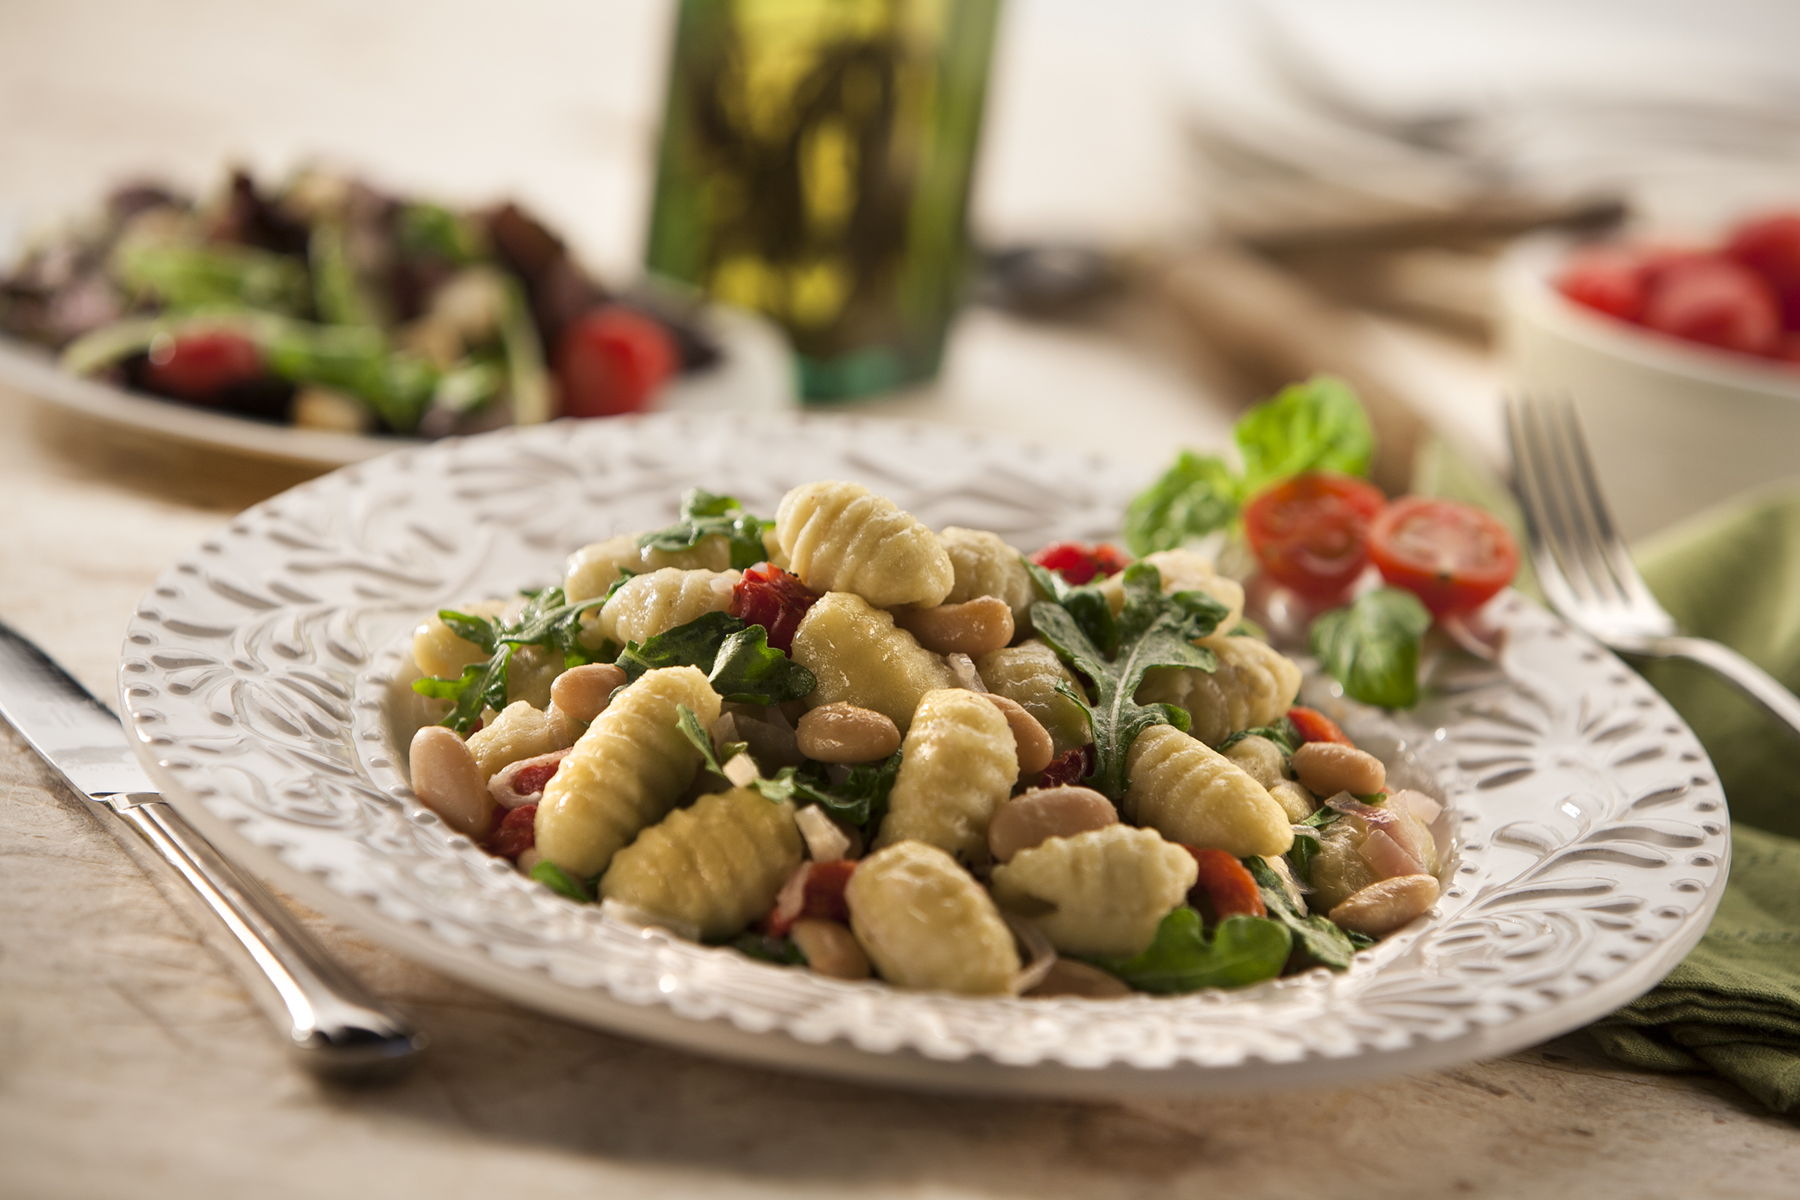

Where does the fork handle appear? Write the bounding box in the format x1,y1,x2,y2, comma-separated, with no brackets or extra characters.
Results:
1631,637,1800,742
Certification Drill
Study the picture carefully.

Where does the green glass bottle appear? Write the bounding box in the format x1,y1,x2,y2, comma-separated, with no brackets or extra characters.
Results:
645,0,1002,402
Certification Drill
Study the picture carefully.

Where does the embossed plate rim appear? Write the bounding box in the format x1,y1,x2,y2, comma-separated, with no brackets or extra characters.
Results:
116,412,1731,1096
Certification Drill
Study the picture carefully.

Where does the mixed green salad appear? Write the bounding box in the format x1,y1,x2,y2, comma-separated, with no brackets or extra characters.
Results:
0,167,718,436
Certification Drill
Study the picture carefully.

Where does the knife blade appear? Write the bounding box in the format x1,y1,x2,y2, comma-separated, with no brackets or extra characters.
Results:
0,617,425,1079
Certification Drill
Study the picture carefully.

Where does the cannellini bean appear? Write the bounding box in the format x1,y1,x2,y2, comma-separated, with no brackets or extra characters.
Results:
987,786,1118,862
1328,873,1440,936
982,693,1054,776
550,662,627,725
409,725,496,838
894,596,1015,658
795,703,902,763
1026,958,1133,999
1292,741,1386,798
1225,735,1286,789
790,918,871,980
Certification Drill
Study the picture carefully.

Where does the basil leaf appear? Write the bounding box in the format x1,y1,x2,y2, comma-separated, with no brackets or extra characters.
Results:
530,860,594,903
1245,856,1358,971
1085,909,1291,993
1309,587,1432,709
637,489,773,570
617,612,814,705
1123,450,1241,555
1030,562,1228,800
1235,375,1374,497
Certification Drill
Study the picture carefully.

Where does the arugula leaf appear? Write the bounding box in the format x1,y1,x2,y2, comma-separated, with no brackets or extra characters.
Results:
674,705,900,829
412,587,606,732
1235,375,1374,497
1245,857,1358,971
1024,559,1118,656
1123,451,1240,555
616,612,814,705
530,860,594,903
1216,717,1300,756
638,490,773,570
1085,909,1291,993
1029,562,1228,800
1309,587,1432,708
728,932,806,965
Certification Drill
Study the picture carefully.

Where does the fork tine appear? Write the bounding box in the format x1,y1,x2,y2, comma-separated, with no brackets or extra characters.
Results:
1503,394,1592,618
1536,393,1665,615
1527,393,1633,610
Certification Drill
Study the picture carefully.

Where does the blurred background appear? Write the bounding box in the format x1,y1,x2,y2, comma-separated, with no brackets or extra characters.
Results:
3,0,1799,529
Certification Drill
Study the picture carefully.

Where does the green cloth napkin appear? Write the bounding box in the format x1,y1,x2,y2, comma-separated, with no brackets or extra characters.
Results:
1586,489,1800,1115
1417,443,1800,1115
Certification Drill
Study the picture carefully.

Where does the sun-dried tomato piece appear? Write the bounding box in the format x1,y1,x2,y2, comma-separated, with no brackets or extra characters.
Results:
1182,846,1266,920
763,858,858,937
1286,706,1353,747
730,564,821,652
486,803,537,860
1036,743,1094,788
1029,542,1132,585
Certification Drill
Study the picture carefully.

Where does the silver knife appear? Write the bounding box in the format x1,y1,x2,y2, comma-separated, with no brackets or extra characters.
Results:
0,618,425,1079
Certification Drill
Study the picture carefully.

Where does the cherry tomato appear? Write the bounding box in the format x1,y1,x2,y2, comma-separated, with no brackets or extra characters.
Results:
730,564,821,653
1556,245,1654,322
1725,211,1800,330
1182,847,1266,920
1242,472,1386,601
1030,542,1130,585
1640,254,1781,355
1367,497,1519,618
555,305,679,419
1286,706,1352,747
142,329,264,402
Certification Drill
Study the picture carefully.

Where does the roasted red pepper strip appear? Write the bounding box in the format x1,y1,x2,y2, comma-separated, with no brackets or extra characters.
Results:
486,803,537,861
1183,846,1267,920
1287,706,1353,747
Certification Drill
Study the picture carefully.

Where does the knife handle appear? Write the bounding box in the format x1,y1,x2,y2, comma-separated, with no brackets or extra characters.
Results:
108,795,426,1079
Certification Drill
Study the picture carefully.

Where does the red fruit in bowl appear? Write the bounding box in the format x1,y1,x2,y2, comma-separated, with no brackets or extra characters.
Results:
1556,245,1654,322
1726,211,1800,330
1640,255,1781,356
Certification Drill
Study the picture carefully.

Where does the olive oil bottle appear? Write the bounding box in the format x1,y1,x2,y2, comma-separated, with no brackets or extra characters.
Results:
646,0,1002,401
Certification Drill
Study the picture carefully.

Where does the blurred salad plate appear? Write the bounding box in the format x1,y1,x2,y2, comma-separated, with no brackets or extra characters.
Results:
0,169,795,468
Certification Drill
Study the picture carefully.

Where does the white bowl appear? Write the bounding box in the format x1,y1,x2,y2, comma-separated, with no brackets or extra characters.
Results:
1498,234,1800,543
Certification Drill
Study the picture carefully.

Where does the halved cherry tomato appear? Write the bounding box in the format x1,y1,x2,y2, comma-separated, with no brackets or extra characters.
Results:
1641,255,1781,355
556,305,678,419
1725,211,1800,330
1243,472,1386,601
1030,542,1130,585
1367,497,1519,618
1556,245,1655,322
142,329,265,402
1286,706,1352,747
1182,847,1266,920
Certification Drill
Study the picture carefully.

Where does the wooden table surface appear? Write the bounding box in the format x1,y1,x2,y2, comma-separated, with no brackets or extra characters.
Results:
0,3,1793,1197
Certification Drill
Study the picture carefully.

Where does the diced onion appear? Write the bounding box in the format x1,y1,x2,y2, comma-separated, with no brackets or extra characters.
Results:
794,805,852,862
722,751,760,788
946,653,987,692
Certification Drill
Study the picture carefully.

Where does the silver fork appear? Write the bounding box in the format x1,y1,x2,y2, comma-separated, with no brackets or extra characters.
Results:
1504,391,1800,739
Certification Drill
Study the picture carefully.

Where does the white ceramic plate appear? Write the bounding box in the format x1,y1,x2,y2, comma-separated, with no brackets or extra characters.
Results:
117,414,1730,1097
0,303,796,468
